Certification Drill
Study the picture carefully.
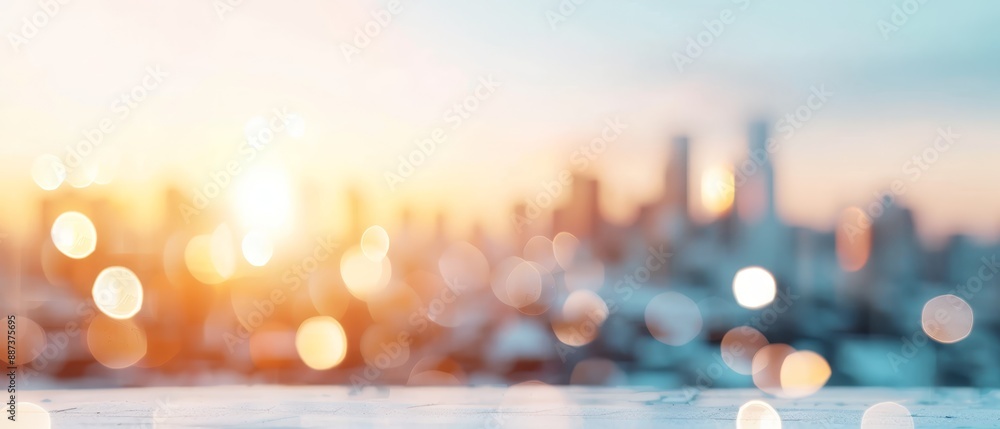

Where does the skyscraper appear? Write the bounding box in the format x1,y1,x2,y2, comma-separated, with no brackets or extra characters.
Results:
667,135,690,214
736,120,777,224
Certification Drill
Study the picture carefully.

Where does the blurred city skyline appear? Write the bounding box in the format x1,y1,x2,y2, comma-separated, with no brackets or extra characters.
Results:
3,0,1000,242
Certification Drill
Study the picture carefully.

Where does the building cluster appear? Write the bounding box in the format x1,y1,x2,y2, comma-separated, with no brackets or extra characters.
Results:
3,119,999,390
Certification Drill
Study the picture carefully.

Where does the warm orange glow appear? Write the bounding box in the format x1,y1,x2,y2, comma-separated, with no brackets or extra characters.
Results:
86,315,148,369
307,268,351,319
360,324,410,369
184,235,226,284
701,166,735,216
340,245,391,301
295,316,348,370
249,322,296,369
751,343,796,396
779,350,831,398
361,225,390,261
836,207,872,272
210,223,238,279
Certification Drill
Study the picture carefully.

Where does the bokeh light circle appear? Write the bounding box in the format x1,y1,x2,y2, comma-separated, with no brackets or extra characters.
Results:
778,350,831,398
51,211,97,259
861,402,914,429
86,316,147,369
341,245,391,301
921,294,973,344
644,292,703,346
92,266,144,319
733,266,777,309
6,401,51,429
736,400,781,429
361,225,390,261
721,326,769,375
31,154,66,191
552,290,609,347
295,316,348,370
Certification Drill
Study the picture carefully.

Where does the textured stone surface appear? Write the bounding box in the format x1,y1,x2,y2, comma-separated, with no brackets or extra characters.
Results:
8,386,998,428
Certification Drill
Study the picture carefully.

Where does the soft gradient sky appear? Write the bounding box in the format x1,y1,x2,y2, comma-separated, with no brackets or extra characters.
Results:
2,0,999,240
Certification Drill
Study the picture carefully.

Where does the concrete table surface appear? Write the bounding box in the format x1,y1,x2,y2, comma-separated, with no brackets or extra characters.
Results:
6,386,998,428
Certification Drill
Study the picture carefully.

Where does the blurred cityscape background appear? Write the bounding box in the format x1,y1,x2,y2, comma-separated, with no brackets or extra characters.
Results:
2,0,1000,398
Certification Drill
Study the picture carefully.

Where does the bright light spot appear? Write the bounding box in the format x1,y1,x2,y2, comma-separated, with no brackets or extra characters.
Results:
295,316,348,370
733,266,777,309
836,207,871,272
861,402,914,429
86,315,147,369
524,235,558,272
51,211,97,259
721,326,769,375
31,154,66,191
553,290,609,346
210,223,237,279
185,235,225,284
241,229,273,267
341,245,391,301
779,350,831,398
236,168,294,233
752,343,796,396
6,402,51,429
361,225,390,261
922,294,973,344
552,232,580,270
286,113,306,139
701,166,735,216
645,292,703,346
737,400,782,429
92,266,144,320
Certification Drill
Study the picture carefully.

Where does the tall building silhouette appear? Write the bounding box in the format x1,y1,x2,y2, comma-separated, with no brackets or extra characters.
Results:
668,135,690,213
